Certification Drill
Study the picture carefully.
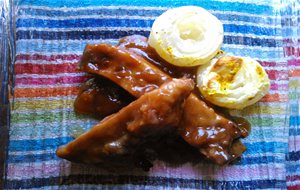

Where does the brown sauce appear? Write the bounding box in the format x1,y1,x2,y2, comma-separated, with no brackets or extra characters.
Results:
118,35,251,141
74,76,135,118
71,35,251,168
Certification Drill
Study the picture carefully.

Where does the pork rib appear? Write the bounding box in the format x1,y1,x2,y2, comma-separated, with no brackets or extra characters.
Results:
79,44,245,165
56,78,194,164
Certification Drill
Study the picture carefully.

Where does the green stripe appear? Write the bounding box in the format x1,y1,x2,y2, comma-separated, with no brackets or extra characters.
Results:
248,117,287,127
289,92,299,100
11,109,287,127
11,111,87,123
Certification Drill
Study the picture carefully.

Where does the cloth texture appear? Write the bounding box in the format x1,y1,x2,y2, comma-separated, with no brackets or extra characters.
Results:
2,0,300,189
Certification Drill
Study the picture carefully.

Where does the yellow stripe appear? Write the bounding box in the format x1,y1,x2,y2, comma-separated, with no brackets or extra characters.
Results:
289,80,300,89
13,99,75,111
232,104,286,115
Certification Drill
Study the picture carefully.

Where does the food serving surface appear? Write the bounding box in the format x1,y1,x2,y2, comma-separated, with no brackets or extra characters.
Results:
0,0,299,189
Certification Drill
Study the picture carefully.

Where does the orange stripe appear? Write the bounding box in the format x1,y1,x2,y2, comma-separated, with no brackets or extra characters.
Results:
14,87,80,98
259,93,288,102
289,69,300,77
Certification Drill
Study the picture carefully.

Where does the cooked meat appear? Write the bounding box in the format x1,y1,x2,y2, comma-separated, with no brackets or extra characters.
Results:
56,78,194,164
79,43,247,165
74,76,134,117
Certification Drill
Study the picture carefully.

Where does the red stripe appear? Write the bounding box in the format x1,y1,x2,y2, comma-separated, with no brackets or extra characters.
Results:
16,54,81,61
289,69,300,77
15,63,80,74
288,185,300,190
16,76,89,85
259,93,288,102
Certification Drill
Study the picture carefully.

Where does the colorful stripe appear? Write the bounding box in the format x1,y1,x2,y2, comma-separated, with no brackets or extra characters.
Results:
5,0,297,189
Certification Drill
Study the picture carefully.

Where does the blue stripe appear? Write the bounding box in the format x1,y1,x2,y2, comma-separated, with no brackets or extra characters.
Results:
286,163,300,174
9,123,287,145
15,30,280,47
16,18,282,36
289,128,300,136
15,40,283,59
8,137,288,154
287,151,300,161
16,18,154,28
19,7,164,17
16,0,274,15
18,8,277,26
5,176,286,189
8,151,284,165
290,116,300,126
9,137,74,151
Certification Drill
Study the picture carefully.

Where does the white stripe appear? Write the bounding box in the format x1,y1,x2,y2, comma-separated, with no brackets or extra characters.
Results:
8,149,285,159
287,180,300,187
265,66,290,71
17,14,157,20
16,26,151,32
270,80,289,85
15,83,81,89
225,32,283,40
15,59,79,65
9,149,56,156
222,44,282,51
13,95,77,102
221,20,281,29
243,138,288,143
16,37,121,45
215,0,282,6
16,72,85,79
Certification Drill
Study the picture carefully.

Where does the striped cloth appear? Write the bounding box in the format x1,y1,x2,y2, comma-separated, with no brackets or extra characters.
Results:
2,0,299,189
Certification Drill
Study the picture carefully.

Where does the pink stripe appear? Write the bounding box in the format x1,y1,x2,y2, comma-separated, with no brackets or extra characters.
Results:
7,161,285,180
150,162,285,180
15,76,89,85
259,61,286,67
265,69,288,81
288,59,300,66
289,136,300,152
270,83,288,91
16,54,81,61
